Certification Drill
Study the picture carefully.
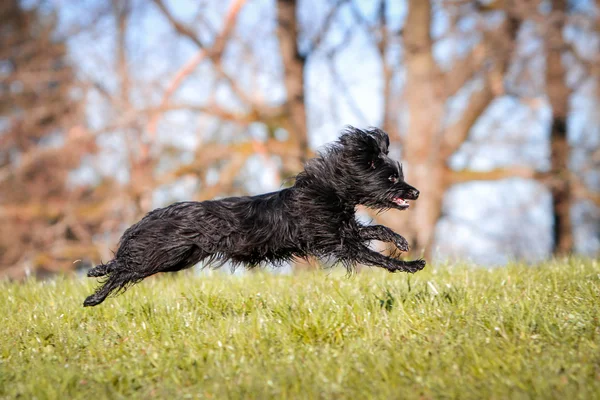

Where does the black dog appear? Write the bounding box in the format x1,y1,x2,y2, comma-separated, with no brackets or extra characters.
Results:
83,127,425,306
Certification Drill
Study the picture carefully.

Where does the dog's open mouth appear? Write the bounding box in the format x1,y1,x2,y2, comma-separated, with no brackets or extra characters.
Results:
392,197,410,208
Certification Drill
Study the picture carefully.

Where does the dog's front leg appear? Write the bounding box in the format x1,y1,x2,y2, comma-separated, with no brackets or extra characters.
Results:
359,225,409,252
354,244,425,273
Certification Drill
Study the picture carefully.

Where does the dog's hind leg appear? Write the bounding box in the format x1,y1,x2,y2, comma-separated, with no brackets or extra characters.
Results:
84,245,207,307
83,270,142,307
87,259,118,277
353,244,425,273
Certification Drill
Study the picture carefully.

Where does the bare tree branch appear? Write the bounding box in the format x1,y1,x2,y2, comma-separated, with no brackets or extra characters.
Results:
442,10,522,157
442,80,495,158
147,0,248,146
152,0,206,49
443,43,486,97
305,0,349,56
447,166,537,184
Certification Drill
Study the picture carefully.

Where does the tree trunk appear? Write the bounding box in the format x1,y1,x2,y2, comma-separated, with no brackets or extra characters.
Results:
276,0,310,163
399,0,446,256
276,0,316,270
386,0,521,259
545,0,573,255
377,0,400,140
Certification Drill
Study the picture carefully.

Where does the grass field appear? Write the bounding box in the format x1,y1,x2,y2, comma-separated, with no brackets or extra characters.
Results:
1,259,599,399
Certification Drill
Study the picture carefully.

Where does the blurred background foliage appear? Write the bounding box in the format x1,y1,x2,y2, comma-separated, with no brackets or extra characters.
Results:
0,0,598,278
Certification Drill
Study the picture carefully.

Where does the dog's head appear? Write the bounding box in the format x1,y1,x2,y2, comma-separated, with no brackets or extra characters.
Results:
337,126,420,211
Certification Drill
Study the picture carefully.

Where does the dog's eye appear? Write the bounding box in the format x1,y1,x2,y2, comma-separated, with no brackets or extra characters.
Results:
389,175,397,183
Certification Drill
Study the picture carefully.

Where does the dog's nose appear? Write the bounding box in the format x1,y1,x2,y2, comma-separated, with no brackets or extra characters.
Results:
412,189,420,199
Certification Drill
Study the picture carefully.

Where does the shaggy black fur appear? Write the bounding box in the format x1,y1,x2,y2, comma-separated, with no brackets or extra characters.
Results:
83,127,426,307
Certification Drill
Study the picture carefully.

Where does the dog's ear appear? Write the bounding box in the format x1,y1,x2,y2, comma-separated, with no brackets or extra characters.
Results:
362,128,391,168
339,126,385,169
367,128,390,156
367,138,382,169
360,133,383,170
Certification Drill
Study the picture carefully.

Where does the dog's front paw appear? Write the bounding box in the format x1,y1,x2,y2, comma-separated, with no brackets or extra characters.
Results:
393,236,410,252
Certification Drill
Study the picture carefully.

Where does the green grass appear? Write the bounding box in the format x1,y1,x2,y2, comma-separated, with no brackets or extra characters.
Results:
1,259,599,399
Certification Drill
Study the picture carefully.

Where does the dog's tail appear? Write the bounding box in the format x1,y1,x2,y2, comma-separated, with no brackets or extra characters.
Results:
84,259,140,307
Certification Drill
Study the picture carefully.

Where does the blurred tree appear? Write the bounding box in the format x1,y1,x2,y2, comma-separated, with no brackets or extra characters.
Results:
89,0,332,270
545,0,573,255
0,0,75,157
542,0,600,255
386,0,522,256
276,0,310,164
367,0,598,259
3,0,597,278
0,0,99,277
149,0,312,183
